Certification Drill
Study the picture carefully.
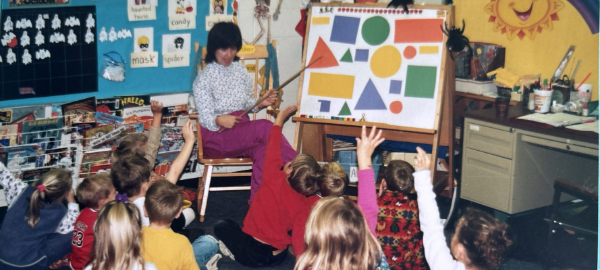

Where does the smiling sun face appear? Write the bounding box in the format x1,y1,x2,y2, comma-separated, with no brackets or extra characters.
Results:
485,0,564,40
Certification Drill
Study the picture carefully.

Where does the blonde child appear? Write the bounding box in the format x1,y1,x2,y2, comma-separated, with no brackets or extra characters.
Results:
291,161,349,259
376,160,427,269
0,164,79,270
70,174,118,270
142,180,216,270
295,126,388,270
214,105,320,267
412,147,514,270
84,200,157,270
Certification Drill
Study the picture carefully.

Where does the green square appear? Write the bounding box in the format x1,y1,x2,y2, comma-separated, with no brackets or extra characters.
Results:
405,65,437,99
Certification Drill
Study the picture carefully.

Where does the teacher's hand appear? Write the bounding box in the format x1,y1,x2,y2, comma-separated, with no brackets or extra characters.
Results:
216,115,239,129
259,89,277,108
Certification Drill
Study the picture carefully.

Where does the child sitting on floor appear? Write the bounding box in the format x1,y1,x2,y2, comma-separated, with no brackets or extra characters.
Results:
412,147,514,270
291,161,349,259
142,180,219,270
377,160,427,269
0,165,79,270
214,105,320,267
70,174,118,270
295,126,388,270
85,200,157,270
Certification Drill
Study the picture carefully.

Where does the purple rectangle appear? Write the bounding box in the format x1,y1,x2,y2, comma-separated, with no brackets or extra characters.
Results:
355,49,369,62
330,16,361,45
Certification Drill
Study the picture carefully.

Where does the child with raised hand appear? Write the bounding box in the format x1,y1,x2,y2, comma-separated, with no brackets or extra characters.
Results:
70,174,118,270
377,159,427,269
291,161,349,259
413,147,514,270
0,165,79,270
193,22,297,204
214,105,320,267
85,200,157,270
295,126,388,270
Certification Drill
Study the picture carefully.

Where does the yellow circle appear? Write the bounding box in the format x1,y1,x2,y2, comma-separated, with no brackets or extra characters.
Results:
370,45,401,78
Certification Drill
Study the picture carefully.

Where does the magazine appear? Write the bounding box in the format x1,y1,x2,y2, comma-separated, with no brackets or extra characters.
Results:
83,125,115,147
158,139,185,153
95,112,124,125
79,149,112,178
22,167,52,183
62,97,97,126
96,98,121,116
0,124,18,146
21,118,65,145
41,147,77,169
153,151,180,177
122,106,153,124
161,126,183,140
0,144,45,171
0,110,12,123
162,104,188,125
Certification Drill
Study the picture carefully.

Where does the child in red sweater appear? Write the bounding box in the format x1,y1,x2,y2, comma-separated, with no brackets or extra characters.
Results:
214,105,320,267
69,175,117,270
291,161,349,259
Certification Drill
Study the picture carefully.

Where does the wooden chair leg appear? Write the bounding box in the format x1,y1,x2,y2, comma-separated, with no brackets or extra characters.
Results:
199,165,213,222
197,165,210,222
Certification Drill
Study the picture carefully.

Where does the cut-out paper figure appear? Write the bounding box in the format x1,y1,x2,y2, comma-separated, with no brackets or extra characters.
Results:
17,18,32,29
67,29,77,45
4,16,13,32
108,27,117,42
52,14,61,30
124,29,132,38
138,36,149,51
117,30,124,39
36,49,50,60
1,32,16,47
86,14,95,28
20,31,30,47
36,14,45,29
15,19,23,29
50,32,65,43
35,30,45,46
85,28,94,44
22,49,32,65
174,37,184,49
99,27,107,42
0,55,2,63
25,18,32,28
6,49,16,65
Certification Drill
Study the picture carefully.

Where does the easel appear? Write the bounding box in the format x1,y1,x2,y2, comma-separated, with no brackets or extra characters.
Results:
292,4,456,197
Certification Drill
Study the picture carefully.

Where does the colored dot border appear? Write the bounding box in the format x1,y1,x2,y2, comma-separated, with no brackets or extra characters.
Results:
336,8,423,14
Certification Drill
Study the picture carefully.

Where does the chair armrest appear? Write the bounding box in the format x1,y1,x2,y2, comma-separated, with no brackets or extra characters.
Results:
189,114,198,120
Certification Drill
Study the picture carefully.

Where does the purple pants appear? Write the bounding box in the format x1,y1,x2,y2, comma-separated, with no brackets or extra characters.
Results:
200,111,298,204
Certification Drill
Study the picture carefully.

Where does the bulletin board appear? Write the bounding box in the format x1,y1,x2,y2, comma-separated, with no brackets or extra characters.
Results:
0,0,215,108
0,6,97,101
298,4,450,130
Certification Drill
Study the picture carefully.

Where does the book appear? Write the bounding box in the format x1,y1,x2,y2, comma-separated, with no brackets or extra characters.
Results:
10,113,35,134
153,151,180,177
33,137,57,152
0,110,12,123
51,104,62,117
22,167,52,183
0,124,18,146
95,112,124,125
161,126,183,140
42,147,77,169
79,149,112,178
0,144,45,171
21,118,65,145
162,104,188,125
83,125,114,147
96,98,121,116
90,163,112,176
62,97,97,126
158,139,185,153
123,106,153,124
118,95,151,109
12,104,47,121
0,152,7,166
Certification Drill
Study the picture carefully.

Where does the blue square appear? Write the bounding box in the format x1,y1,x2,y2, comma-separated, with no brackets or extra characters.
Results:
355,49,369,62
390,80,403,94
330,16,361,45
318,100,331,112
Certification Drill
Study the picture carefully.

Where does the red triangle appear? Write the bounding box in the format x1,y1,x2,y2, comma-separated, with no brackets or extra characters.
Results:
309,37,339,69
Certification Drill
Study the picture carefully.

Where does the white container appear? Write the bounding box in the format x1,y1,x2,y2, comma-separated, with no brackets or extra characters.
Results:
455,79,497,95
534,90,552,113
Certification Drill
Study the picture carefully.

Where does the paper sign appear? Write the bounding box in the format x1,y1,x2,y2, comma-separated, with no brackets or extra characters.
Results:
238,45,255,55
245,64,256,73
169,15,196,30
163,52,190,68
131,51,159,68
205,14,232,31
128,4,156,21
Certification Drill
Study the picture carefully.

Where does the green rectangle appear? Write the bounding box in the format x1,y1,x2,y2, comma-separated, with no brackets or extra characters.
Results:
405,65,437,99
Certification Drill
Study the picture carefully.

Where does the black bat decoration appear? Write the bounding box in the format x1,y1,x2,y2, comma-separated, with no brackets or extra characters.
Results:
440,20,472,61
387,0,413,14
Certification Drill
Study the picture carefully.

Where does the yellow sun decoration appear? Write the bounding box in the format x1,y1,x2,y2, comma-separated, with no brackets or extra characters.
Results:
485,0,565,40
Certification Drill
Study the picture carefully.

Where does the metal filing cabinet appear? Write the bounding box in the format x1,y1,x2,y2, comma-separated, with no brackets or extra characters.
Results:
461,117,598,214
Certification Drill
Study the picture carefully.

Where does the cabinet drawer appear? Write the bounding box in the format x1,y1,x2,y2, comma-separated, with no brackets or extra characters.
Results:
521,134,599,157
461,148,512,212
464,119,514,159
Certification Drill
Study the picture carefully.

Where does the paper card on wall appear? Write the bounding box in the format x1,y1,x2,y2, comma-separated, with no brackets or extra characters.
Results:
162,34,191,68
133,27,154,52
131,51,159,68
169,14,196,30
169,0,197,16
128,0,157,21
205,14,232,31
210,0,227,15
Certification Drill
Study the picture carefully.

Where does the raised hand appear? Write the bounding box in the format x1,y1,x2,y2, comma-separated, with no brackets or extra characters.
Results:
414,147,431,172
182,120,195,143
274,105,297,127
151,100,163,115
356,126,384,170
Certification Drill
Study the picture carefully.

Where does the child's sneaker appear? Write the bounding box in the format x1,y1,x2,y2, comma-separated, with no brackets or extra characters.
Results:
217,240,235,261
206,253,222,270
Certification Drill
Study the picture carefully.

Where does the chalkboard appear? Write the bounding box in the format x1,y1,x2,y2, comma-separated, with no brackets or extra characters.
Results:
0,6,97,101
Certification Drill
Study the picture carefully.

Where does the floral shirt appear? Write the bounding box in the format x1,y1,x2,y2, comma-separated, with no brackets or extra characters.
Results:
192,61,258,131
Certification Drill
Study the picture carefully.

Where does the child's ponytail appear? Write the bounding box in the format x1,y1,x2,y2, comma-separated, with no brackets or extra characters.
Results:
28,169,72,229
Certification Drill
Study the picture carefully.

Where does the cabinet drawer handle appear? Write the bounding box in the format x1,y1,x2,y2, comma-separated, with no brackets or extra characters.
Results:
566,145,570,150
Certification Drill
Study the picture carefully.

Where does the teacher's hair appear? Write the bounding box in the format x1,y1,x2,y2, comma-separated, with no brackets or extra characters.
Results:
205,22,242,64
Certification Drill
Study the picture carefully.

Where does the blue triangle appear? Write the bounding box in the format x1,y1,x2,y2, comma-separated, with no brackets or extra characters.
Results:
354,79,387,110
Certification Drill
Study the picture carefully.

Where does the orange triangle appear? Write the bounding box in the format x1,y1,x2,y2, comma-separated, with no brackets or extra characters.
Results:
309,37,339,69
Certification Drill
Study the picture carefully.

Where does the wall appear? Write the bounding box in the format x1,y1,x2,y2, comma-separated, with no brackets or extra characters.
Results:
454,0,599,100
0,0,210,107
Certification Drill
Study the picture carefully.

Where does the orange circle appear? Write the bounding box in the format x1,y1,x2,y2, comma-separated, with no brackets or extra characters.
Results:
390,101,403,114
403,46,416,59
